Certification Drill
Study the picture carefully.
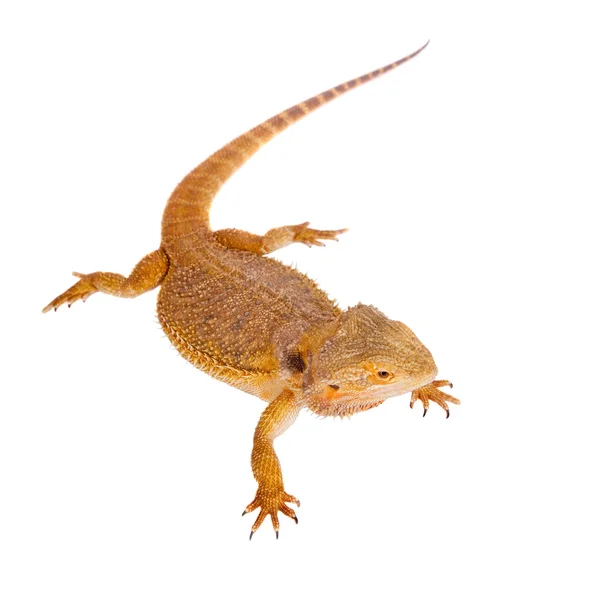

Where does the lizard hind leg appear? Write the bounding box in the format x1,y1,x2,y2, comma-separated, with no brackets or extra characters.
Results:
42,248,169,312
213,222,347,255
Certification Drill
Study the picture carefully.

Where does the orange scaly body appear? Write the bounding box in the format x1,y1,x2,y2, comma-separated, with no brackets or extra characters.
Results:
44,41,460,538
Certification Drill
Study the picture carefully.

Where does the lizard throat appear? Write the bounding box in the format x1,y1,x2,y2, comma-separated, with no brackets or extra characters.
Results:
307,395,386,418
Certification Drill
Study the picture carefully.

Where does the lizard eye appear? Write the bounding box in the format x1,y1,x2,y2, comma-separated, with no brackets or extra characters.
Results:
377,370,392,380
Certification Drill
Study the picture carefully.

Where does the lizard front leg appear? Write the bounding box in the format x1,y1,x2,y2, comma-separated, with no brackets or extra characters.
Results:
214,222,347,255
243,389,301,539
410,380,461,418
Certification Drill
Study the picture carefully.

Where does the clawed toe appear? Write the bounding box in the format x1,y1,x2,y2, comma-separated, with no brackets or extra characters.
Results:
410,380,460,418
292,222,348,247
42,274,98,313
243,489,300,539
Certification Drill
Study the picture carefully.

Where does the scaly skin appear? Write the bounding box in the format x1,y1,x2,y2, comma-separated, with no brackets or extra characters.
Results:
43,41,460,539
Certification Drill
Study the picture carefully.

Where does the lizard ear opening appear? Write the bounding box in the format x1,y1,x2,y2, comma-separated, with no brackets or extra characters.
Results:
284,350,307,373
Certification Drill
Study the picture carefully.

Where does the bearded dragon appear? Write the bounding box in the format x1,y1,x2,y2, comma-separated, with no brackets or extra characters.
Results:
43,40,460,539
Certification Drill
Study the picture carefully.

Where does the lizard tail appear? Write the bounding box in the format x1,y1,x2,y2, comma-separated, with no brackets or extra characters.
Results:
161,41,429,260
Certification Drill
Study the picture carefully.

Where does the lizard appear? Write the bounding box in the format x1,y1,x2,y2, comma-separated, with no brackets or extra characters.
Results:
43,40,460,539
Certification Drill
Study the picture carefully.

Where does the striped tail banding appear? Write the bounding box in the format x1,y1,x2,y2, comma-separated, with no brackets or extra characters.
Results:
161,41,429,260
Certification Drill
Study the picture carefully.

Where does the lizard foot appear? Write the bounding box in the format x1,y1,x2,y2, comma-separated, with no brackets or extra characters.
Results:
42,272,98,313
291,221,348,247
242,488,300,539
410,380,461,418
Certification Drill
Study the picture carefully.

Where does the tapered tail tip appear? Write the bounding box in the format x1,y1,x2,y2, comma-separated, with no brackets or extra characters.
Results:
414,39,430,56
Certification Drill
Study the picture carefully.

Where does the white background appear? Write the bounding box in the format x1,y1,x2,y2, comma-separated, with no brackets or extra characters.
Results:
1,1,599,598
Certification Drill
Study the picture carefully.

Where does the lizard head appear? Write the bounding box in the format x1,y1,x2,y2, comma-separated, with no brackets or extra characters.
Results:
304,304,437,417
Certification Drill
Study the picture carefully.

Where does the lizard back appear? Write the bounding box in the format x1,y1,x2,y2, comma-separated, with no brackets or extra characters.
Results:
157,241,339,395
157,44,429,394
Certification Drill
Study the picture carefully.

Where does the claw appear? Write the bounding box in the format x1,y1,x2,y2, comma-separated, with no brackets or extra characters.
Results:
423,408,428,417
249,530,254,541
275,530,279,540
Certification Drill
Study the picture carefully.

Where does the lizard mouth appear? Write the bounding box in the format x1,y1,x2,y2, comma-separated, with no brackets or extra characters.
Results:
306,370,438,418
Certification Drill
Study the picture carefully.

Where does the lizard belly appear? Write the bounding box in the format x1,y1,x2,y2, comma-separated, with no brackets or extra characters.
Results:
156,244,339,398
